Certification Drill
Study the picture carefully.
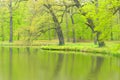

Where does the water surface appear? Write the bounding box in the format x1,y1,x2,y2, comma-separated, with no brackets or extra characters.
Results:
0,47,120,80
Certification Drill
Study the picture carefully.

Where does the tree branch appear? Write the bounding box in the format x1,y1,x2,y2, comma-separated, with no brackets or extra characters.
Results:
113,7,120,15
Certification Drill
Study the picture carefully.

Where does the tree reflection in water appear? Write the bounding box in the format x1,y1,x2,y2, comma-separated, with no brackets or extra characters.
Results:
9,47,13,80
26,47,30,55
53,53,64,80
87,56,104,80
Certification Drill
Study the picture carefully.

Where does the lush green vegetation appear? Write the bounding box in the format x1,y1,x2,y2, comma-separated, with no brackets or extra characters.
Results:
0,0,120,55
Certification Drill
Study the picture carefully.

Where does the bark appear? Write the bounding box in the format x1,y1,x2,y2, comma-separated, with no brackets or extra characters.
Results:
73,0,81,8
94,35,98,45
44,4,65,45
9,0,13,42
86,18,98,45
72,28,76,43
55,25,65,45
97,32,105,47
98,41,105,47
17,33,20,40
110,26,113,40
111,32,113,40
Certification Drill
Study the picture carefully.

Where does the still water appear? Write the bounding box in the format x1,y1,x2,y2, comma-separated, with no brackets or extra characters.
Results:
0,47,120,80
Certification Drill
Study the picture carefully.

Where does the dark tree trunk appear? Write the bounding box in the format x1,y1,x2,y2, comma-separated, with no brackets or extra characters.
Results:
44,4,65,45
56,25,65,45
94,35,98,45
110,25,113,40
72,28,76,43
9,0,13,43
98,41,105,47
87,18,98,45
94,31,99,45
74,0,81,8
17,33,20,40
97,32,105,47
110,30,113,40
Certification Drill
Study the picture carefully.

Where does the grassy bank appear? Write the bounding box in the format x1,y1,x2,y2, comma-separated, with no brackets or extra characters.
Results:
41,42,120,56
0,40,120,56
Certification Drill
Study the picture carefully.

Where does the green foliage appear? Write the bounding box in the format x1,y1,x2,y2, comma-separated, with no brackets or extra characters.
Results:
0,0,119,47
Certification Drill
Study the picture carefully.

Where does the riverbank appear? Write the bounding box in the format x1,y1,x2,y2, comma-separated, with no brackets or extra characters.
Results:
0,40,120,57
41,42,120,57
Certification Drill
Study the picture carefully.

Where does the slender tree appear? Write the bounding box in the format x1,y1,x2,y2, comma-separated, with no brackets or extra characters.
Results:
9,0,13,42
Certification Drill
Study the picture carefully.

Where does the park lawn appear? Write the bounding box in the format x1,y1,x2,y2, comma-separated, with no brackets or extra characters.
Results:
0,40,120,56
41,41,120,56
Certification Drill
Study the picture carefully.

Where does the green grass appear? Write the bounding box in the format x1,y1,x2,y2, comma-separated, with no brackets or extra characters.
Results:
0,40,120,56
40,41,120,56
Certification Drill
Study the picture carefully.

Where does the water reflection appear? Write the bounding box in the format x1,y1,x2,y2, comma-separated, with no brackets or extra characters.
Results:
87,56,104,80
53,53,64,80
34,48,38,54
17,48,20,54
26,47,30,54
0,47,120,80
1,47,4,54
9,47,13,80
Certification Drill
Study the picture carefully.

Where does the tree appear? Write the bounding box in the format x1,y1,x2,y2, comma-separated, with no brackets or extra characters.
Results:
44,4,65,45
73,0,120,47
9,0,13,42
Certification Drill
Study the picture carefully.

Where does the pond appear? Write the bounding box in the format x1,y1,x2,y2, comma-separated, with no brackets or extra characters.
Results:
0,47,120,80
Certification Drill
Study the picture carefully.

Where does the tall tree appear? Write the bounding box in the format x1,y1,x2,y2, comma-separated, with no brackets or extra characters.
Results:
43,2,66,45
9,0,13,42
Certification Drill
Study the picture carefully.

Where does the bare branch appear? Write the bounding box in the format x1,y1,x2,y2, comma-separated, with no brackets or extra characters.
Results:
113,7,120,15
59,6,66,24
33,27,56,40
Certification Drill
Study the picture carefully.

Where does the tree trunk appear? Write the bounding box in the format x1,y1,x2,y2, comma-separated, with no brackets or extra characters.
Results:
9,0,13,43
56,25,65,45
1,25,4,41
98,41,105,47
17,33,20,40
87,18,98,45
97,32,105,47
110,31,113,40
72,28,76,43
44,4,65,45
94,35,98,45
